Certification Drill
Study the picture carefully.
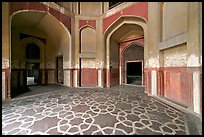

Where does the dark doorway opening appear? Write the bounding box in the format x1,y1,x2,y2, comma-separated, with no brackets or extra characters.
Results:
26,62,40,85
26,43,40,59
26,43,40,86
11,43,41,98
126,62,142,85
57,56,63,84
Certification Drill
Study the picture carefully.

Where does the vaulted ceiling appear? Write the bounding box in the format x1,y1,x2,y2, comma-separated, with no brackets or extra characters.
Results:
11,11,69,42
111,24,144,42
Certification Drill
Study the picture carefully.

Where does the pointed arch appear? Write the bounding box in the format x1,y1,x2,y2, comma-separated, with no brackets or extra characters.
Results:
104,16,147,87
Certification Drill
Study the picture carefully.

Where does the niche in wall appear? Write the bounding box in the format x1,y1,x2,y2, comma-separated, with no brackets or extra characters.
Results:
80,26,96,54
162,2,188,41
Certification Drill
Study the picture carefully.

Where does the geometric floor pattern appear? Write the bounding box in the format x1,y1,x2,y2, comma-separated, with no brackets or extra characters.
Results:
2,85,189,135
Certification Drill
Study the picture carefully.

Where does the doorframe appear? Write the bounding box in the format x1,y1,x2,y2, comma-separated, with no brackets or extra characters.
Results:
25,61,40,85
56,55,64,84
125,60,144,86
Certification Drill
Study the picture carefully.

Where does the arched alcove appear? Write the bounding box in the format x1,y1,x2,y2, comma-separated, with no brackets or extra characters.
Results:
122,44,144,85
10,10,71,98
104,16,147,87
162,2,188,41
79,26,97,87
26,43,40,59
80,26,96,53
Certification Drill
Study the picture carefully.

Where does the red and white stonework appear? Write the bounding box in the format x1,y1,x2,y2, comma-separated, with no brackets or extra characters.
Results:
2,2,202,129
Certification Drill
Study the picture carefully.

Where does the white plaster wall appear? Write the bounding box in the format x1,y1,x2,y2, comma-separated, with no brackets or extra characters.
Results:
187,54,200,67
80,2,102,16
148,56,160,68
163,44,187,67
81,27,96,53
2,58,9,69
81,59,104,69
64,70,70,87
163,2,188,41
63,61,71,69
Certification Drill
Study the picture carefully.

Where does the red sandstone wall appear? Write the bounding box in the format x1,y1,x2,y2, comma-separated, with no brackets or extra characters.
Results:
163,67,193,107
103,2,148,32
145,67,201,109
144,70,151,94
110,68,119,86
80,69,98,87
79,20,96,29
2,69,11,98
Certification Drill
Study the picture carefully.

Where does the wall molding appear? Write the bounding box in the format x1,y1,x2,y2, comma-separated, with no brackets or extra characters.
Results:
159,32,188,50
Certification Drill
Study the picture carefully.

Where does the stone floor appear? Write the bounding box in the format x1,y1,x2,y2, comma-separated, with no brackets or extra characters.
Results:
10,84,68,98
2,85,199,135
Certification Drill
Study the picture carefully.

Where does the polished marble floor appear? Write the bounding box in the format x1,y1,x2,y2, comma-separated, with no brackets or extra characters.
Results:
2,85,191,135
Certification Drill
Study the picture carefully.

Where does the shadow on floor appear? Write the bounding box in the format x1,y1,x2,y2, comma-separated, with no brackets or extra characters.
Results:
11,84,69,99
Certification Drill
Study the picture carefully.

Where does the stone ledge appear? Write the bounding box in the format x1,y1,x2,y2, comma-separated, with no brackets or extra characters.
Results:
159,32,188,50
79,52,96,58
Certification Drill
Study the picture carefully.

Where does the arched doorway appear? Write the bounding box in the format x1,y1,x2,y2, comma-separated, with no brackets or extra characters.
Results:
25,43,40,85
104,16,147,87
79,26,97,87
10,10,71,98
122,44,144,86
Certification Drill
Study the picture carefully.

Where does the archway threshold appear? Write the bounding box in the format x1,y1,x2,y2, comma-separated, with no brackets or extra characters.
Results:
121,83,145,87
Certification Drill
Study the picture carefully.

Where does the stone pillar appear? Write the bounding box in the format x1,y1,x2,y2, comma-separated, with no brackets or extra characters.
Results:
64,70,71,87
73,70,78,87
96,18,105,87
2,2,11,100
193,71,201,114
147,3,161,96
106,69,110,87
98,69,102,87
119,66,122,85
187,2,201,67
2,72,6,100
106,30,112,88
151,70,157,96
187,3,202,115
